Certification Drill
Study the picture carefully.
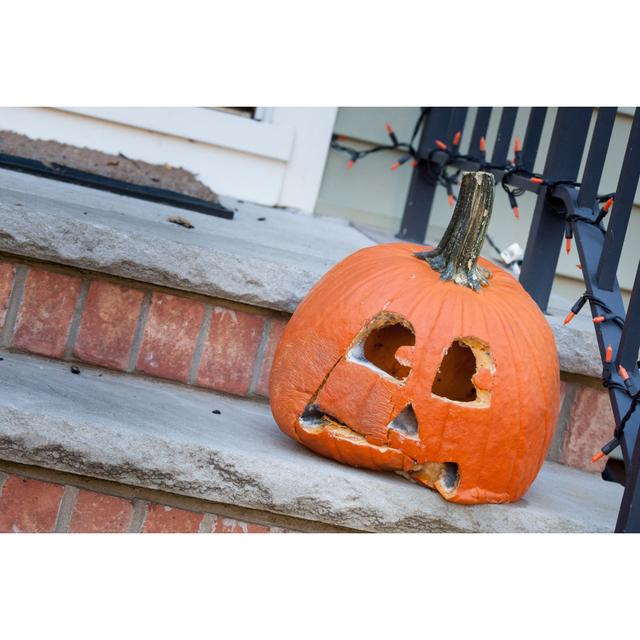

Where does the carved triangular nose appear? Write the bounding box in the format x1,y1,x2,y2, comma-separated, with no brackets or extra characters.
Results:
387,404,418,438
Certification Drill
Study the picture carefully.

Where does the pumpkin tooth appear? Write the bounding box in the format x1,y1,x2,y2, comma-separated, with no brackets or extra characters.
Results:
298,404,423,472
299,404,366,442
409,462,460,498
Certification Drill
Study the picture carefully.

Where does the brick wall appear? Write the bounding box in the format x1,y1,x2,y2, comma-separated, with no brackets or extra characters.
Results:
0,258,286,399
553,381,618,473
0,468,290,533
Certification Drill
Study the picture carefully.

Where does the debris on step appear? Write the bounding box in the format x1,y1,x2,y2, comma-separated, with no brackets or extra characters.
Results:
70,365,81,374
168,215,194,229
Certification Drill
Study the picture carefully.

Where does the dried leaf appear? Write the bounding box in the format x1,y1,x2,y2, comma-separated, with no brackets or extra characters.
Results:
168,215,194,229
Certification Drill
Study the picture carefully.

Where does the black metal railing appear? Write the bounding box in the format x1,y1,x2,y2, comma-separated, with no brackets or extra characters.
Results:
398,107,640,533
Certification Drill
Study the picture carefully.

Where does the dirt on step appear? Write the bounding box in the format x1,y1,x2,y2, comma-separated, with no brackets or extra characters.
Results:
0,130,219,203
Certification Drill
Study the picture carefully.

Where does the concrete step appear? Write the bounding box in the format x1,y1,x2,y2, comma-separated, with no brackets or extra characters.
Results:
0,168,373,314
0,349,623,532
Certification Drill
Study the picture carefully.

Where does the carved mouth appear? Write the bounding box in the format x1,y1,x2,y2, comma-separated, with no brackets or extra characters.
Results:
298,403,460,498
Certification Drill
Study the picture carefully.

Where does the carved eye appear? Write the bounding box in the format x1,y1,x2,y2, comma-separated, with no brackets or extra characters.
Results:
431,337,494,406
347,313,415,381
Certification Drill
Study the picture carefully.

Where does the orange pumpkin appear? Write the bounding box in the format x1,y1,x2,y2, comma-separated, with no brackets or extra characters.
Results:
269,172,559,504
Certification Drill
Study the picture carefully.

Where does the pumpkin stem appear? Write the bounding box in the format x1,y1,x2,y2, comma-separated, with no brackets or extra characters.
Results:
415,171,495,291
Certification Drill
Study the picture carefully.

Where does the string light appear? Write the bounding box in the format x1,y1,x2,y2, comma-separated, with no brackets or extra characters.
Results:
513,136,522,165
333,113,619,285
595,196,614,224
563,292,625,328
563,294,588,325
385,122,398,146
479,136,487,159
591,343,639,465
592,438,620,463
501,138,526,220
331,109,428,170
564,221,573,254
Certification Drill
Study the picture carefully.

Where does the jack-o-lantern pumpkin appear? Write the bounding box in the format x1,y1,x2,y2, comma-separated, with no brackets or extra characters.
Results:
269,172,559,504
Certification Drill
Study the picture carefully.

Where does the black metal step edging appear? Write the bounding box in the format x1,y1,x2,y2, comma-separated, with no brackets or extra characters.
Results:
0,153,234,220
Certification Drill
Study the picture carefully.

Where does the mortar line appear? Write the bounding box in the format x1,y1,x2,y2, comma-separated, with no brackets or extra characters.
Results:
189,304,213,385
198,513,216,533
54,486,79,533
129,500,148,532
127,291,152,372
1,265,28,347
249,316,272,395
63,279,90,360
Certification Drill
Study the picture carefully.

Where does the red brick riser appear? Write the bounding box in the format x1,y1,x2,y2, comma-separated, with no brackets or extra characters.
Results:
0,257,616,476
0,259,286,399
0,469,288,533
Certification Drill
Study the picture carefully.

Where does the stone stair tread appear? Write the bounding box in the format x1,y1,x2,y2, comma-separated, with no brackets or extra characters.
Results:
0,168,373,314
0,350,622,532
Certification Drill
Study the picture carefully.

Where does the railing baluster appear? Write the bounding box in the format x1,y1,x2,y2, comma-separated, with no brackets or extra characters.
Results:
446,107,468,143
618,439,640,532
614,254,640,531
519,108,593,311
520,107,547,172
597,109,640,291
397,107,454,243
578,107,617,208
491,107,518,166
573,217,640,532
468,107,492,155
618,257,640,371
414,107,454,156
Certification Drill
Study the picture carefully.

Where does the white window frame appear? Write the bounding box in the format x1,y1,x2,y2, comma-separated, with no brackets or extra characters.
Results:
253,107,274,122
